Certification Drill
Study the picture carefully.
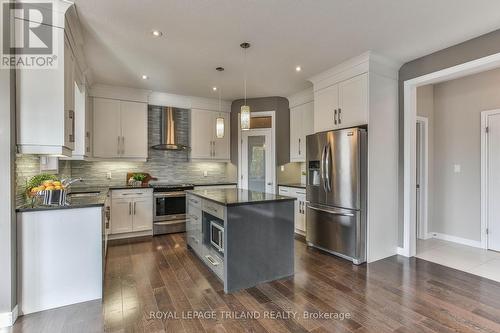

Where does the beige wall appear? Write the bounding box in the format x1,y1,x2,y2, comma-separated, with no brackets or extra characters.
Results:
423,67,500,242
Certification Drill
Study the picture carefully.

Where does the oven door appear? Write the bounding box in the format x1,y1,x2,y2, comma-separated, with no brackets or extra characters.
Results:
210,221,224,253
153,192,186,222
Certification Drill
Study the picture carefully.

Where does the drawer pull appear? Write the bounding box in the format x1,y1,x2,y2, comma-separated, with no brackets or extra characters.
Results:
205,255,219,266
189,198,200,204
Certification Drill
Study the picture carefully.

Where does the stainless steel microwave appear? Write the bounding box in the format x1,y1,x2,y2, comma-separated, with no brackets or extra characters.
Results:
210,220,224,253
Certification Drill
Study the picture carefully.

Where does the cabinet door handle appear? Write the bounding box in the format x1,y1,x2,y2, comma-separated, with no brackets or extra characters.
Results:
334,109,338,125
117,136,121,155
298,138,301,155
121,136,125,155
338,108,342,124
133,202,136,215
128,202,131,215
69,110,75,143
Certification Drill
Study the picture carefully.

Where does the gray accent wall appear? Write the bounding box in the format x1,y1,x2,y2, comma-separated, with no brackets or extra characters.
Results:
0,68,16,314
230,97,290,166
398,28,500,246
421,68,500,242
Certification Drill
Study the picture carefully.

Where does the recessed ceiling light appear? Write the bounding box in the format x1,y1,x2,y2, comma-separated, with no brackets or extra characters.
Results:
295,66,302,72
141,75,149,80
151,30,163,37
212,86,217,91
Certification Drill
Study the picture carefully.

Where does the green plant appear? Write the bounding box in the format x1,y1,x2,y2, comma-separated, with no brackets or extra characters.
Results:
26,173,58,191
132,173,147,182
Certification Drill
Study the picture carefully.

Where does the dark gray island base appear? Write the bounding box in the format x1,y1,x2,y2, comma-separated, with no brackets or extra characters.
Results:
186,189,295,293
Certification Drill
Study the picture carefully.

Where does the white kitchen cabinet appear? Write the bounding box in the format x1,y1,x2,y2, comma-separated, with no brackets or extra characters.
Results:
93,98,148,160
190,109,214,160
120,101,148,158
110,189,153,237
17,29,76,156
93,98,121,158
313,73,368,133
110,199,133,234
190,109,230,161
213,112,231,160
314,84,338,133
290,102,314,162
66,83,91,160
278,186,306,235
338,73,368,129
131,198,153,231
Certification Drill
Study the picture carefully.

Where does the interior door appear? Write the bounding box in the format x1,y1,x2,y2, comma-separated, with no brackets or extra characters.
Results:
241,129,274,193
93,98,121,158
488,113,500,252
120,101,147,158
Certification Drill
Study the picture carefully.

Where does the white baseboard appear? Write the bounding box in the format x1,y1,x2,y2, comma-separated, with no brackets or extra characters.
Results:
427,232,483,248
396,247,406,256
0,305,18,328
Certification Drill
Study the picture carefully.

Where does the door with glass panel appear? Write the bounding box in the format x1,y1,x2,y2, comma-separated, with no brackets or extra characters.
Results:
241,129,274,193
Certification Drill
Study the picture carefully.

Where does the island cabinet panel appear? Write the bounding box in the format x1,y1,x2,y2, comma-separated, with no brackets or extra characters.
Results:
186,189,295,293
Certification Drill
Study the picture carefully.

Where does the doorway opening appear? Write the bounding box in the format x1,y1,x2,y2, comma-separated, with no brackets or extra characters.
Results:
238,111,276,194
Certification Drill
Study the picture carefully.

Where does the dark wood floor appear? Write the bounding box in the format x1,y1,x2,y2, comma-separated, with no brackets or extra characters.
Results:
6,233,500,333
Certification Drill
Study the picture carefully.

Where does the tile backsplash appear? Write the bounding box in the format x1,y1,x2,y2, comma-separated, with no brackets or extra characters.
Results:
15,106,235,205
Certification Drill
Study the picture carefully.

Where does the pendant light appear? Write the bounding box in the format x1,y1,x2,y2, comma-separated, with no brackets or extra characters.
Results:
240,42,251,131
215,67,225,138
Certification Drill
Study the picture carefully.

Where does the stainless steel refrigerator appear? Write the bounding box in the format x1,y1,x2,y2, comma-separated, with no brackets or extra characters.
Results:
306,127,367,264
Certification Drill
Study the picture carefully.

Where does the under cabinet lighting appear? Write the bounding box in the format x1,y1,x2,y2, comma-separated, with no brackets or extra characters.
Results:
141,74,149,80
151,30,163,37
296,66,302,72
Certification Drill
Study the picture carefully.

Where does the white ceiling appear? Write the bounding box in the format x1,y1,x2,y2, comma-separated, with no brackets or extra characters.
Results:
74,0,500,100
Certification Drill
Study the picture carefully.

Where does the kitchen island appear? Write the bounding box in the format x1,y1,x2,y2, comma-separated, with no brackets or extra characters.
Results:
16,195,106,315
186,188,295,293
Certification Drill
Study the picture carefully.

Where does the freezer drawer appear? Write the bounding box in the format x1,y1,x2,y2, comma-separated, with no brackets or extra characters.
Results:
306,204,366,264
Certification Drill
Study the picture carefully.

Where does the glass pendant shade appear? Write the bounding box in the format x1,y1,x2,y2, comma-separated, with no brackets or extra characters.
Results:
216,116,225,138
240,105,250,130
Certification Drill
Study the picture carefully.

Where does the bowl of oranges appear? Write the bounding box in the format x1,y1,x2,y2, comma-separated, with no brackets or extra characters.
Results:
26,174,67,205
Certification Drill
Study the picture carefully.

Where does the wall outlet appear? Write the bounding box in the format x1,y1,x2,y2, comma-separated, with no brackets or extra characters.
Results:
453,164,461,173
203,170,208,177
280,165,285,172
106,172,112,179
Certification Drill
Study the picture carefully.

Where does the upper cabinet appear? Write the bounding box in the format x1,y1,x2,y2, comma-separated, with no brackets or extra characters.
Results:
93,98,148,160
288,88,314,162
190,109,230,161
16,3,88,156
314,73,368,132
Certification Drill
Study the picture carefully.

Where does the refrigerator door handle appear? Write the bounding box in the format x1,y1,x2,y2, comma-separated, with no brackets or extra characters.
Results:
320,145,327,192
307,205,355,217
325,143,332,192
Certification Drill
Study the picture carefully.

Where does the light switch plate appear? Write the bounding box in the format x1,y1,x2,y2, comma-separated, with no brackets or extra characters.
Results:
453,164,461,173
203,170,208,177
106,172,112,179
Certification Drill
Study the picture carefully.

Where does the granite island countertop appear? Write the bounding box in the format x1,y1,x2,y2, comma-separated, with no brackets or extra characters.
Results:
186,188,295,207
277,183,307,189
16,195,106,212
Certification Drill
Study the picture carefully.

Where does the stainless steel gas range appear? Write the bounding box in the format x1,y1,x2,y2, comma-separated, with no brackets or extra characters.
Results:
151,183,194,235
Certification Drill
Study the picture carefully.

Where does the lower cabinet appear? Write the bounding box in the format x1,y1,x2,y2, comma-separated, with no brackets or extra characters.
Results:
186,194,225,280
278,186,306,235
110,189,153,236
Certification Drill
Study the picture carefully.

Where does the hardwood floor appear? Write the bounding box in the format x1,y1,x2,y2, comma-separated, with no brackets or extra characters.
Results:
5,233,500,333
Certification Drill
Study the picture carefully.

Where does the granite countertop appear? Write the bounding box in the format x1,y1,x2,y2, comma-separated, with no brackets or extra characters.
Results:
278,183,307,189
193,182,238,187
16,195,106,212
186,188,296,207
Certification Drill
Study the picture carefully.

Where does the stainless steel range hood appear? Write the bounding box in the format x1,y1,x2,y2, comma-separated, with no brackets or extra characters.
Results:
151,107,189,151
